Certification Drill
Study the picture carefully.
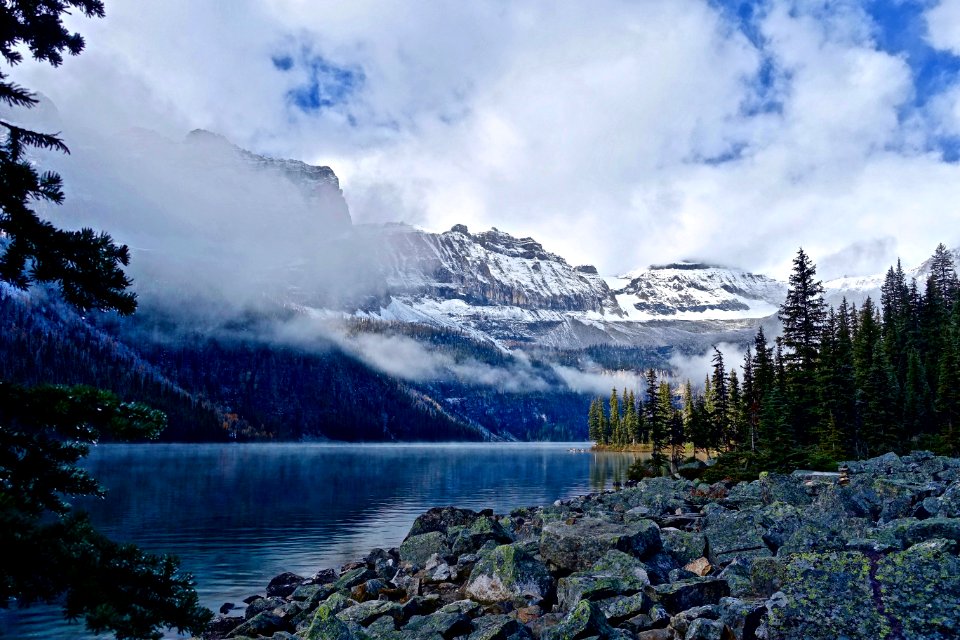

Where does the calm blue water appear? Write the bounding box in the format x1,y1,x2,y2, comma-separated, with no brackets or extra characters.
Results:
0,442,642,639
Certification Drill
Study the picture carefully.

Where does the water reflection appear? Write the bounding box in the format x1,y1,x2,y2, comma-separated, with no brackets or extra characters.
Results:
0,442,644,639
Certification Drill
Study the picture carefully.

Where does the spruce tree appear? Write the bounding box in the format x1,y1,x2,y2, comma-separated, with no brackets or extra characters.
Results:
778,248,827,446
0,3,209,637
710,347,729,448
608,388,621,447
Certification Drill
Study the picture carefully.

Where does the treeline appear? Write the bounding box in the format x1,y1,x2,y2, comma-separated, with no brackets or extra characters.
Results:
588,243,960,477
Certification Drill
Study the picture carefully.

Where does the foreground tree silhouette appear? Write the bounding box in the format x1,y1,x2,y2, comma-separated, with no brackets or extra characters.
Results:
0,2,211,637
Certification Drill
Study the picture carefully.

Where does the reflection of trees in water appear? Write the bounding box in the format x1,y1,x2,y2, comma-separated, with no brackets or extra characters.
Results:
588,451,647,491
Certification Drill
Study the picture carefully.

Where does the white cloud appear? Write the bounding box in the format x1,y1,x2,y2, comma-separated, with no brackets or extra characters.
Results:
8,0,960,285
926,0,960,55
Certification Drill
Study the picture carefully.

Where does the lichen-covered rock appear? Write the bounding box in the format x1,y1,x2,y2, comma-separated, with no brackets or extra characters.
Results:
408,506,484,537
226,611,288,638
540,517,661,572
556,550,650,610
683,618,728,640
766,551,886,639
402,608,472,638
336,600,403,627
717,597,765,640
668,604,719,637
759,474,811,508
597,592,653,625
661,528,706,567
244,596,285,619
399,531,450,566
541,600,620,640
464,543,554,607
303,607,360,640
467,614,532,640
702,507,772,566
650,577,730,615
452,515,515,556
876,538,960,639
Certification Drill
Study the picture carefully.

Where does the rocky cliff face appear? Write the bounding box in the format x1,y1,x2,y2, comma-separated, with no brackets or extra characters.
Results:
361,223,622,315
185,129,352,232
609,263,786,320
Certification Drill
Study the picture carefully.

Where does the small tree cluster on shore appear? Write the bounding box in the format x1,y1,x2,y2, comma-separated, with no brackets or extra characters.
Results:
588,243,960,479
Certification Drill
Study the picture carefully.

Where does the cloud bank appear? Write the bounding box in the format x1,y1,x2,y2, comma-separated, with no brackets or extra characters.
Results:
8,1,960,280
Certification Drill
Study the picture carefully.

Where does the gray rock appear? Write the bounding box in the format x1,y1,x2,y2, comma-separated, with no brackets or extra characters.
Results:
541,600,619,640
684,618,727,640
399,531,451,566
464,543,554,607
650,577,730,614
467,614,532,640
244,596,285,619
336,600,403,627
266,572,305,598
227,611,288,638
702,506,772,566
661,528,706,567
556,550,651,610
540,517,661,572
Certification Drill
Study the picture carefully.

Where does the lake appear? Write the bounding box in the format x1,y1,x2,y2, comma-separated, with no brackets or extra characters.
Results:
0,442,643,639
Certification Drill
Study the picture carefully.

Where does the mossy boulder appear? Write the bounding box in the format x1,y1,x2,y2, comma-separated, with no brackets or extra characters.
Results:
464,543,554,607
556,550,651,610
766,551,887,639
876,538,960,639
540,517,661,572
660,528,706,567
650,577,729,615
399,531,450,566
541,600,622,640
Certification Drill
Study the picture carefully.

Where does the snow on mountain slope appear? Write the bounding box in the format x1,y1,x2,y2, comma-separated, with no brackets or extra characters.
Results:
356,223,623,314
824,246,960,306
611,262,786,321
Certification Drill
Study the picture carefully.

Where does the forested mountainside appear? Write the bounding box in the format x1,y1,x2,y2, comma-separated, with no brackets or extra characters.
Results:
0,286,601,441
0,286,225,441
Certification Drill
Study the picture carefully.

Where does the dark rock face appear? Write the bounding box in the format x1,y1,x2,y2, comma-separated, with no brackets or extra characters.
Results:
204,452,960,640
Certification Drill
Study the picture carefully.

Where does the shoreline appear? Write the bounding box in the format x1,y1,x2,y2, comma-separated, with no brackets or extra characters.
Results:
202,450,960,640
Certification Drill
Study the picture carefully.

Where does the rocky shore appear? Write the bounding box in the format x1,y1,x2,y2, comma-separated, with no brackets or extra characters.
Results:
202,451,960,640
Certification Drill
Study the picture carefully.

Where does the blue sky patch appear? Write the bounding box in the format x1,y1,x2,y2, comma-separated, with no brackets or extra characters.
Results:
272,44,365,114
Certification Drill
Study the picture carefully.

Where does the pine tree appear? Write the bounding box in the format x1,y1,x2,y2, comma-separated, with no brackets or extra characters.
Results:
609,388,621,447
651,379,672,472
710,347,729,448
779,248,827,446
929,243,959,304
588,397,602,443
623,390,638,446
0,4,209,637
727,368,744,450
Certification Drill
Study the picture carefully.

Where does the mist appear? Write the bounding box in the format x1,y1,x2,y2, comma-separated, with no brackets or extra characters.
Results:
667,342,749,386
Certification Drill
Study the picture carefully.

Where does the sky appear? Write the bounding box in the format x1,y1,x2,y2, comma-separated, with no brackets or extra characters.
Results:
12,0,960,280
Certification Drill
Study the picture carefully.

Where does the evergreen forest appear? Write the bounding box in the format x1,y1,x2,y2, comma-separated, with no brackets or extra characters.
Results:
588,244,960,479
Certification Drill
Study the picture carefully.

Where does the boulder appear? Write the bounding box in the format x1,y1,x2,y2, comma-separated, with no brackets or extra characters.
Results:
702,507,772,566
408,506,483,537
556,550,650,610
661,528,706,567
650,577,730,615
465,543,554,607
541,600,620,640
266,572,305,598
876,538,960,639
467,614,532,640
765,551,886,639
540,517,661,572
400,531,451,566
452,515,515,556
336,600,403,627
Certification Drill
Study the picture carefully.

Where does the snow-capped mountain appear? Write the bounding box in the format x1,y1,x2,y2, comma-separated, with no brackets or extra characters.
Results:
323,224,769,349
607,262,786,321
823,246,960,307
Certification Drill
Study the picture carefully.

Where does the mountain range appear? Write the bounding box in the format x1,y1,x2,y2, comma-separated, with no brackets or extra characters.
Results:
3,129,956,442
